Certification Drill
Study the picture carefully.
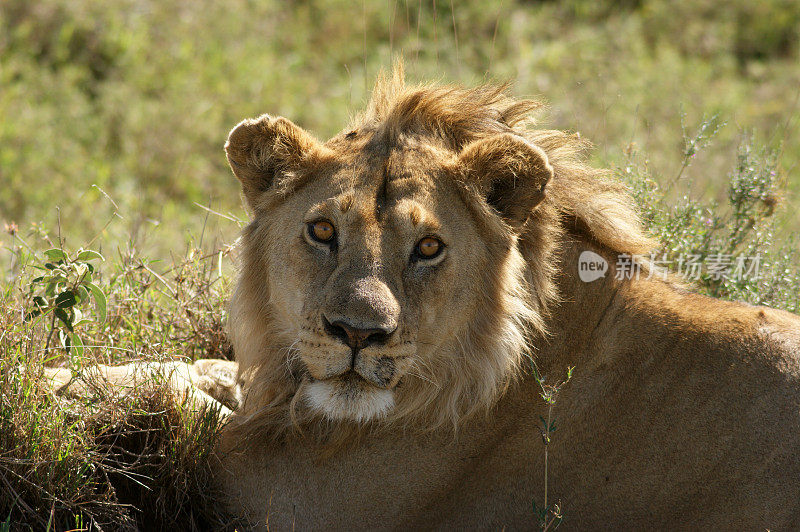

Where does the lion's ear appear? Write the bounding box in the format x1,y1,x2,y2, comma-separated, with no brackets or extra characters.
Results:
225,114,322,208
457,134,553,227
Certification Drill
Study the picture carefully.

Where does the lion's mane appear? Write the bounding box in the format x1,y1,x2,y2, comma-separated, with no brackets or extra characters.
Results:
226,65,655,447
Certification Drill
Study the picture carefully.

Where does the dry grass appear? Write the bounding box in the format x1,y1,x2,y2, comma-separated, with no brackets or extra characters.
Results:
1,239,238,530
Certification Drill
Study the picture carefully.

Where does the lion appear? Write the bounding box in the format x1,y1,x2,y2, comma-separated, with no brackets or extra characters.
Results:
50,66,800,529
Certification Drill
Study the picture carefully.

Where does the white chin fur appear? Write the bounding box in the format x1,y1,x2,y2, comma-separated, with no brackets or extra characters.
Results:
305,380,395,423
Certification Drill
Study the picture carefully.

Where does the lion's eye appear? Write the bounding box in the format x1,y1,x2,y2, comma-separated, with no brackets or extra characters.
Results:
415,237,443,259
309,220,336,243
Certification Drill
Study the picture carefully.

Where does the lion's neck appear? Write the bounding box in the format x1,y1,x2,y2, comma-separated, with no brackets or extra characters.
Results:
533,235,624,376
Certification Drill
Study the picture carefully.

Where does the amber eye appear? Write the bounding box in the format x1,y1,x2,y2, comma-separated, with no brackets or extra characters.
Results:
309,220,336,243
415,237,443,259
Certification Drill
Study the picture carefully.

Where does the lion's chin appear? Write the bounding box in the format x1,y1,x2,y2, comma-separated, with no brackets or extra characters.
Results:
305,374,395,423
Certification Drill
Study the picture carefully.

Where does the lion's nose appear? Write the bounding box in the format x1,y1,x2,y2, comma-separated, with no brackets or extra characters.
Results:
323,316,395,352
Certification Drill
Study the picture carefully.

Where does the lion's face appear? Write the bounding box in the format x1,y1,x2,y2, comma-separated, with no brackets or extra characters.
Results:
264,143,503,422
226,105,554,427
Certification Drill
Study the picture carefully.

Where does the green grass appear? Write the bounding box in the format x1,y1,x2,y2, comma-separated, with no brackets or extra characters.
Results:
1,0,799,528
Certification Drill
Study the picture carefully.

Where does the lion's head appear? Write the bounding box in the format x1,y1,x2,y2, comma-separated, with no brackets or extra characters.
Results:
225,65,653,439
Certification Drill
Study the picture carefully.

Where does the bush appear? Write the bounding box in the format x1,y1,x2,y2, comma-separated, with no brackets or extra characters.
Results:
622,121,800,312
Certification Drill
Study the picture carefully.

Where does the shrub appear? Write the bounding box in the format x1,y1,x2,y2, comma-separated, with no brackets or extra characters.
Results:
622,122,800,313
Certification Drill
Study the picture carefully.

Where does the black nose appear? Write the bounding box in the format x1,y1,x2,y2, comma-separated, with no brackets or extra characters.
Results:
323,316,395,351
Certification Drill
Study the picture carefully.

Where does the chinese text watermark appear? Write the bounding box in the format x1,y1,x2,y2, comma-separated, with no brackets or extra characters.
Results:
579,251,762,282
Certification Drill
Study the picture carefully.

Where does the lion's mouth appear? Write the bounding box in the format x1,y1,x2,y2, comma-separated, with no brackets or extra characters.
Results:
313,367,401,393
304,370,396,422
301,350,405,390
312,370,368,387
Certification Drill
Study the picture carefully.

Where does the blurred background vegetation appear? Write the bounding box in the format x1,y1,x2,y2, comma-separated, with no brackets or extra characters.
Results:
1,0,799,259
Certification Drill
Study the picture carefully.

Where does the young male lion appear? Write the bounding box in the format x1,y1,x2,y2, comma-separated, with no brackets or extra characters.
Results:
53,67,800,529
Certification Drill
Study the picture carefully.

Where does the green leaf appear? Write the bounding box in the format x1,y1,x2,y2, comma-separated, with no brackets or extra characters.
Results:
75,285,89,303
55,290,77,309
73,262,88,278
54,308,73,331
70,333,84,357
43,248,67,262
77,249,104,261
86,282,107,324
47,273,67,284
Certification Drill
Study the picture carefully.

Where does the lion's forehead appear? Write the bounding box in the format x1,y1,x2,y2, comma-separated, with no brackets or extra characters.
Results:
305,149,457,230
326,141,451,190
